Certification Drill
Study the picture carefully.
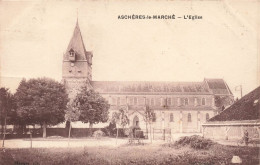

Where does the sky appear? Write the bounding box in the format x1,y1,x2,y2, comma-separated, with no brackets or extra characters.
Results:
0,0,259,99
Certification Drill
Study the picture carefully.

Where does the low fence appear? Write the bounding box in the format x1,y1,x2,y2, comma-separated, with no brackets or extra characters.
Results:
1,134,42,139
1,127,173,140
1,128,128,139
46,128,104,137
152,128,171,140
0,128,42,139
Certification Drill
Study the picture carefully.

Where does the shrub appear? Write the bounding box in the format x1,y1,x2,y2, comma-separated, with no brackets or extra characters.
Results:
123,128,130,136
103,123,117,136
93,130,105,139
103,123,128,137
174,135,215,149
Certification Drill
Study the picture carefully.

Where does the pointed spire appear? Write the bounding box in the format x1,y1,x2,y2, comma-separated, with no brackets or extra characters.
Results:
66,17,88,60
76,8,78,25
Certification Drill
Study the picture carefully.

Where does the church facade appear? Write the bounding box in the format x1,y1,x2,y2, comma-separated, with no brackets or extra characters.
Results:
62,21,234,133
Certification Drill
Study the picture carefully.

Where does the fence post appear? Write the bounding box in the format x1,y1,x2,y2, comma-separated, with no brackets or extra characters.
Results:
30,132,32,149
163,129,165,141
202,125,204,138
2,117,7,148
153,128,154,140
170,129,172,142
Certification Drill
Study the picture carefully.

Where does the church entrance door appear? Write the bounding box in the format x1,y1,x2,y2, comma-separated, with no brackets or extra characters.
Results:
133,116,139,127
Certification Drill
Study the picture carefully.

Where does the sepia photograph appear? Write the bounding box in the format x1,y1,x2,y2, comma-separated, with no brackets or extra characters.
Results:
0,0,259,164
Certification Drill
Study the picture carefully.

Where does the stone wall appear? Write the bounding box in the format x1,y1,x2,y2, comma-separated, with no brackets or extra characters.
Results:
202,121,260,140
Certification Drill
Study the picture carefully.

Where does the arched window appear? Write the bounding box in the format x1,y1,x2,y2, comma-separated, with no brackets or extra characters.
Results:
202,98,206,105
184,98,189,105
134,97,137,105
152,112,156,122
170,113,174,122
188,113,192,122
70,51,74,56
206,113,209,121
133,116,139,127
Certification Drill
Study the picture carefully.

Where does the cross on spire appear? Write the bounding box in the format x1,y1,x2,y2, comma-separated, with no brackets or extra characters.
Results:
76,8,78,24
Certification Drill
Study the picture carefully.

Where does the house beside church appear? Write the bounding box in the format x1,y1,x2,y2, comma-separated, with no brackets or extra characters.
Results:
62,20,234,134
202,86,260,140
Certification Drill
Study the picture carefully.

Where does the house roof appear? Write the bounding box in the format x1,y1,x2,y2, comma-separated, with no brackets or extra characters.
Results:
208,86,260,122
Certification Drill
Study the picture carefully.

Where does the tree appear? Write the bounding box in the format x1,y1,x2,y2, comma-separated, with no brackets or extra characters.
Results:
0,88,14,147
143,106,154,143
15,78,69,138
73,87,110,130
215,96,233,112
111,108,129,143
65,101,80,145
0,88,8,133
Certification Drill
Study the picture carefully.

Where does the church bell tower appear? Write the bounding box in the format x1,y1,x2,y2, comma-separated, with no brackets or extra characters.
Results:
62,20,93,99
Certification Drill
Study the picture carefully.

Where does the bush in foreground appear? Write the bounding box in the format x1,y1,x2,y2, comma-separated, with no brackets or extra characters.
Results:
93,130,105,139
169,135,215,149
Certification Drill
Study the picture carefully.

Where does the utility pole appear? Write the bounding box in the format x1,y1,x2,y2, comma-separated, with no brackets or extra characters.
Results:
240,85,243,98
235,85,243,99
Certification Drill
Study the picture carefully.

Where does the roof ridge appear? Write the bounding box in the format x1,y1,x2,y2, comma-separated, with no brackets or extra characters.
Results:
91,81,203,83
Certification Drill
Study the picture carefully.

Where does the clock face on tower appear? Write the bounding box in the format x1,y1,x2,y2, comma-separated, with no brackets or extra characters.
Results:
62,21,92,81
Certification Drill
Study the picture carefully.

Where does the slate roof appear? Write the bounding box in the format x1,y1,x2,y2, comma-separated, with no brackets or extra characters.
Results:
91,79,233,95
91,81,210,94
208,86,260,122
64,21,92,62
204,78,232,95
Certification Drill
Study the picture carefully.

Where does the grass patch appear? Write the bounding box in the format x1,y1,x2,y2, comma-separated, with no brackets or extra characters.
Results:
0,143,259,165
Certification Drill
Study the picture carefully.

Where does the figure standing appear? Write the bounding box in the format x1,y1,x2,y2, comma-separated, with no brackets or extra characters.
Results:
244,130,249,146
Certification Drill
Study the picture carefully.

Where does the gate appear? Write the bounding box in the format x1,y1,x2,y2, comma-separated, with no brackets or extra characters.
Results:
153,128,171,140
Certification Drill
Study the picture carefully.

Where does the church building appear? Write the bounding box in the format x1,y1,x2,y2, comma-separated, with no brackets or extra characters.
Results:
62,21,234,134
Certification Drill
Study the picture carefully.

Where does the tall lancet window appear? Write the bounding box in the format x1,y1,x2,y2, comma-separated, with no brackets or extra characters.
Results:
170,113,174,122
206,113,210,121
188,113,192,122
202,98,206,105
184,98,189,105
